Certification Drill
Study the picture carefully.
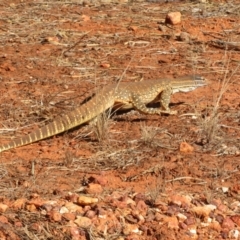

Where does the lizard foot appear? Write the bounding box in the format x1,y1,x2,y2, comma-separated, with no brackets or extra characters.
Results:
159,110,178,115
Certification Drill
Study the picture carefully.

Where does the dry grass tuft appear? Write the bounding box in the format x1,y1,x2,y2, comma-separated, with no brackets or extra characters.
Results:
197,57,240,145
91,110,112,143
198,108,220,144
139,123,176,150
140,123,158,147
146,175,165,206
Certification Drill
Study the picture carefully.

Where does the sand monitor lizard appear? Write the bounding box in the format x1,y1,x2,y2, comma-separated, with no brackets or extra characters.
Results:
0,75,206,153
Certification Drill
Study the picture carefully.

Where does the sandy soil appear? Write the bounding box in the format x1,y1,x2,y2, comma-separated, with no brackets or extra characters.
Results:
0,0,239,239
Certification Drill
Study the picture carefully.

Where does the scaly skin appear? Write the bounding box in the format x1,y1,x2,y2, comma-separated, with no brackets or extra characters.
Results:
0,75,206,153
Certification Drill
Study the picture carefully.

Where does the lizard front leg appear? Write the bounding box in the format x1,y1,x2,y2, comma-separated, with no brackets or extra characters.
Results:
159,87,177,115
131,93,176,115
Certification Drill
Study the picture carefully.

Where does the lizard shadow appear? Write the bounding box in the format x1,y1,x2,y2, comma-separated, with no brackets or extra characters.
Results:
58,100,184,142
112,101,184,122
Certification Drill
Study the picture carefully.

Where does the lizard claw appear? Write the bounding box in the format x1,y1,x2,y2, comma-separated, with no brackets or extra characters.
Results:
159,110,177,115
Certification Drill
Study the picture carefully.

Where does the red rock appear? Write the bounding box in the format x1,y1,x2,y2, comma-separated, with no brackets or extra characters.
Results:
97,207,107,218
157,203,168,212
112,200,128,209
27,199,45,207
85,210,96,219
22,181,30,188
179,222,188,229
66,192,79,203
217,203,228,213
69,226,81,239
177,213,187,221
11,199,26,210
93,175,108,186
83,205,91,213
62,213,76,221
179,32,191,43
110,191,123,199
125,233,141,240
14,221,23,228
179,142,194,153
74,216,92,228
94,217,112,233
135,213,144,223
0,62,16,72
48,210,62,222
0,230,6,239
164,216,179,229
191,205,216,218
123,223,140,235
43,200,58,206
0,203,8,213
166,204,180,216
60,206,69,214
145,212,156,222
85,183,103,194
0,215,8,224
209,221,221,232
133,193,147,203
212,198,228,212
81,14,90,21
16,165,27,173
120,207,132,217
129,26,138,31
46,36,60,45
26,204,37,212
42,204,53,212
153,195,167,207
125,214,138,224
170,194,192,207
155,212,164,222
231,215,240,227
215,214,224,223
230,184,240,194
30,193,40,199
100,63,110,68
30,222,42,232
65,202,83,213
229,201,240,212
78,196,98,205
221,217,235,231
165,12,181,25
123,196,135,206
136,200,148,216
184,215,196,226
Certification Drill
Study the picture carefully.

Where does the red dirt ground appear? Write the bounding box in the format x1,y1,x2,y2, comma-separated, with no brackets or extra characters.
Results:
0,0,239,239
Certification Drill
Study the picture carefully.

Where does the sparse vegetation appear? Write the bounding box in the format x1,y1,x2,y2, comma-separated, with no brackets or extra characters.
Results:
140,123,158,147
0,0,239,239
91,110,112,143
196,58,240,146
